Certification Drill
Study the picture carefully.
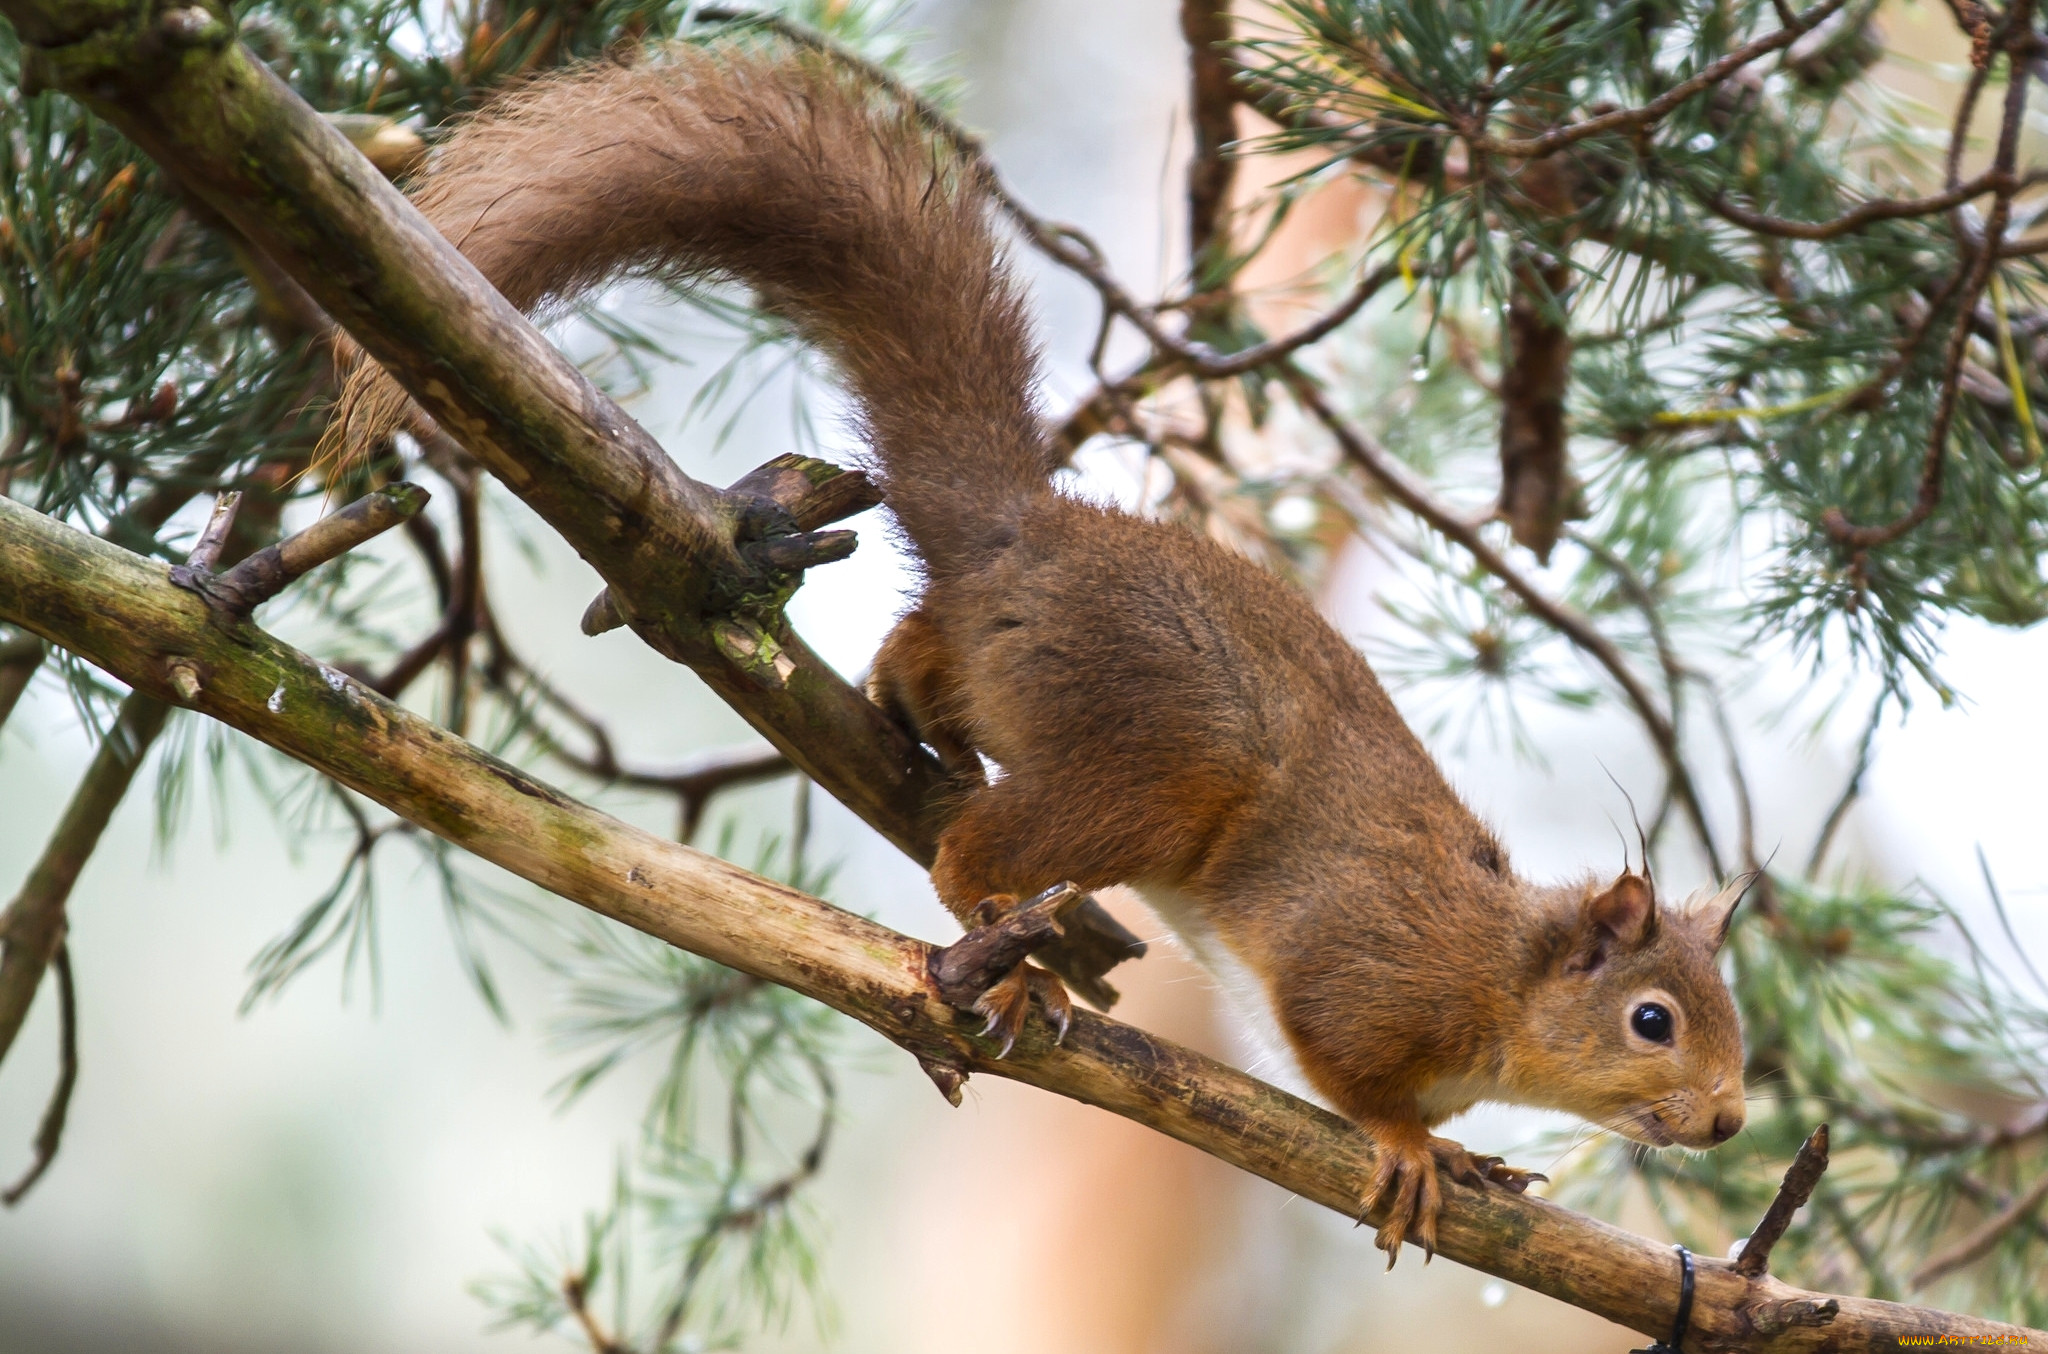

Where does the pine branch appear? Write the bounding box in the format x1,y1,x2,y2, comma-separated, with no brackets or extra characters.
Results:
0,689,170,1066
8,5,1148,1000
1284,368,1728,877
2,486,2043,1352
1,940,75,1206
1473,0,1856,159
1180,0,1238,278
0,633,43,736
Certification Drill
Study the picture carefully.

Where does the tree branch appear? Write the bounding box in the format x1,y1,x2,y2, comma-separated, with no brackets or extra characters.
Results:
8,6,941,856
2,2,1141,995
1706,168,2040,241
1473,0,1855,160
0,632,44,736
1914,1172,2048,1288
5,464,2040,1354
1181,0,1239,278
2,941,76,1206
0,689,170,1065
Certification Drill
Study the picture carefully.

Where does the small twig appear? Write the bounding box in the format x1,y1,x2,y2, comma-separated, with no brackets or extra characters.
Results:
1736,1123,1831,1277
928,883,1083,1009
1956,1172,2048,1247
1,941,78,1206
1702,681,1763,879
209,482,431,614
561,1271,626,1354
0,633,45,735
484,630,792,838
0,691,172,1065
1914,1171,2048,1288
1806,691,1885,879
1189,258,1410,377
184,489,244,572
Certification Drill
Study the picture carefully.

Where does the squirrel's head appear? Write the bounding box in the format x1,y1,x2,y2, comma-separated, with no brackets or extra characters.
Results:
1506,870,1747,1151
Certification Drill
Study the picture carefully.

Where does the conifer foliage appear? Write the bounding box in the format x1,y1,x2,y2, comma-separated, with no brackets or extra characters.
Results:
0,0,2044,1346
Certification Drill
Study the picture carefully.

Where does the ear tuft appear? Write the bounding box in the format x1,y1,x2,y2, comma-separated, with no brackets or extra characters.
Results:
1564,872,1657,974
1588,872,1656,946
1692,873,1751,951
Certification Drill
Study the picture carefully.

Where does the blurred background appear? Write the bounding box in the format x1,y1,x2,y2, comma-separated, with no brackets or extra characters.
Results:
3,0,2047,1351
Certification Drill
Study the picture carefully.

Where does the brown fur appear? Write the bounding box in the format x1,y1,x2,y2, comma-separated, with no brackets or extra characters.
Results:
348,44,1749,1259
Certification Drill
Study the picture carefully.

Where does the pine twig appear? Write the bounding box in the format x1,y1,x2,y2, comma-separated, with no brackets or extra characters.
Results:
1,942,77,1206
0,690,170,1066
1915,1173,2048,1289
1285,369,1727,877
1806,693,1886,879
1706,168,2042,241
0,633,45,735
1473,0,1855,159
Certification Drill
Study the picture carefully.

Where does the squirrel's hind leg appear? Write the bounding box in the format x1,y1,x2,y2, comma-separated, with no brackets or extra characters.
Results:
925,768,1186,1054
869,608,983,778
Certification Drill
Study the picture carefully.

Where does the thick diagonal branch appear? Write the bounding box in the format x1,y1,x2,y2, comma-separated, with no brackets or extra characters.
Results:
9,5,947,859
3,482,2041,1354
4,3,1138,991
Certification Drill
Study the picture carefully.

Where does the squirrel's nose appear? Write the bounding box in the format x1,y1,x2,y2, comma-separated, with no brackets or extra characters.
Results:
1711,1109,1745,1144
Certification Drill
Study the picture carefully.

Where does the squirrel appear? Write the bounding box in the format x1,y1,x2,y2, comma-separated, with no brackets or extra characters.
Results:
338,43,1750,1264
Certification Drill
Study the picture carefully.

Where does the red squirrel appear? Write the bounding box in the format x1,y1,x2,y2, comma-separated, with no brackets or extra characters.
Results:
340,44,1749,1262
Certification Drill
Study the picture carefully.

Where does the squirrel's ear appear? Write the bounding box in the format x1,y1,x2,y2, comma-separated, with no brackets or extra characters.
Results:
1693,874,1749,952
1568,872,1656,973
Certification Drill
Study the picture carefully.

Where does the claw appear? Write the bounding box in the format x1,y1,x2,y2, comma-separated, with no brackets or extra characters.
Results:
1026,965,1073,1045
1362,1131,1543,1267
971,966,1033,1058
932,887,1083,1057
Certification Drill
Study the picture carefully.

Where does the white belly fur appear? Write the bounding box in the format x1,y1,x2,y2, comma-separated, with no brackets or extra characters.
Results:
1128,881,1330,1109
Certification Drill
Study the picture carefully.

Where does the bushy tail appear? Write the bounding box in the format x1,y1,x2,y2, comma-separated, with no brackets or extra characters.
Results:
336,45,1056,578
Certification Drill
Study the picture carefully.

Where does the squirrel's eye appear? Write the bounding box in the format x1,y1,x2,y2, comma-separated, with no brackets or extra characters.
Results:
1631,1002,1674,1044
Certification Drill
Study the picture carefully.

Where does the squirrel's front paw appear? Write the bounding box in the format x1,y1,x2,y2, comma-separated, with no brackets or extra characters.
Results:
1360,1131,1550,1266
